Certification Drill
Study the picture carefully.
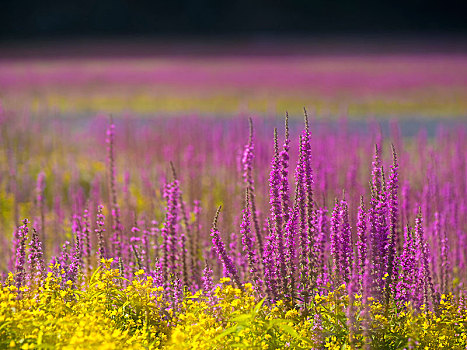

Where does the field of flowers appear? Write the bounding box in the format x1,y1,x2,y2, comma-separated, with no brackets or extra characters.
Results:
0,53,466,349
0,106,466,349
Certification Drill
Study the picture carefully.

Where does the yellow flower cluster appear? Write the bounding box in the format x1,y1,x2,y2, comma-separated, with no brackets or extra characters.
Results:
1,265,466,349
0,260,168,349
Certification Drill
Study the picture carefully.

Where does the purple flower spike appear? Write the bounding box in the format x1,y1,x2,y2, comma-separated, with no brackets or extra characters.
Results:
106,117,123,259
241,188,262,292
95,205,106,264
339,197,352,284
279,113,291,229
242,117,263,256
330,199,341,282
356,196,367,292
385,145,399,303
210,206,243,291
202,261,215,304
15,219,29,290
269,128,287,295
28,226,45,287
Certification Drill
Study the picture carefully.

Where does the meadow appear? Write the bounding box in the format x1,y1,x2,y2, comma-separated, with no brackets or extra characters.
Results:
0,53,466,349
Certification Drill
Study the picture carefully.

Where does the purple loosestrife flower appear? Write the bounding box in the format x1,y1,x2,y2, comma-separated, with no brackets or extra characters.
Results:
202,261,215,304
15,219,29,290
388,145,400,249
210,206,243,291
82,208,92,271
263,220,279,301
414,210,436,309
170,162,189,287
269,128,287,295
162,179,181,283
152,258,164,287
375,168,390,290
395,225,417,305
28,226,44,287
356,196,367,293
371,144,383,204
367,145,389,299
315,207,328,291
67,232,82,286
302,110,317,288
339,197,352,284
279,113,291,229
284,188,300,303
330,199,341,282
241,188,262,292
58,241,72,285
106,117,123,259
437,212,450,295
72,215,83,266
385,145,399,303
295,135,309,302
242,118,263,256
95,205,106,264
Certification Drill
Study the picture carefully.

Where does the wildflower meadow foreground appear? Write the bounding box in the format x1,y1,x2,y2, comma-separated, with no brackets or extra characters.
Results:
0,110,466,349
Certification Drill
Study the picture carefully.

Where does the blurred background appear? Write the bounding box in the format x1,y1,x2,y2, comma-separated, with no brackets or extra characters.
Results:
0,0,466,120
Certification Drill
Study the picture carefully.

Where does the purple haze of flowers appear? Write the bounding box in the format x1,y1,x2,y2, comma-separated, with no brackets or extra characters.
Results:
210,206,243,291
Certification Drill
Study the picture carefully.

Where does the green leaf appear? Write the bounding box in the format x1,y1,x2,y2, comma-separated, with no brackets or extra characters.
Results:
215,325,239,340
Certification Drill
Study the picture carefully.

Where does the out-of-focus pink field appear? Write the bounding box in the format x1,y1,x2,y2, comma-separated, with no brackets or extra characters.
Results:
1,54,466,117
